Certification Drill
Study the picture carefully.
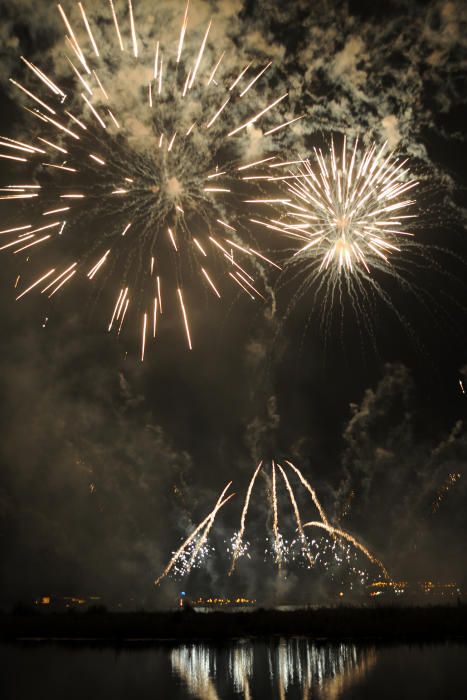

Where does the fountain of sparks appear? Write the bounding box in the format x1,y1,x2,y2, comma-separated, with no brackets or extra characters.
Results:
155,459,388,586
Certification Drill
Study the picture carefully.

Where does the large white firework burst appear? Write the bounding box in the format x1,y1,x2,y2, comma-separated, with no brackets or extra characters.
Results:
0,1,295,358
249,138,420,334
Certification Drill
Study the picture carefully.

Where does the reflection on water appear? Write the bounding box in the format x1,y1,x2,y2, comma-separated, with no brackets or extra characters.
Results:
2,639,467,699
171,639,377,699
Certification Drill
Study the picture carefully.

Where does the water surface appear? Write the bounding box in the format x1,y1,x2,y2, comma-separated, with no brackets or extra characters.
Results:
2,639,467,698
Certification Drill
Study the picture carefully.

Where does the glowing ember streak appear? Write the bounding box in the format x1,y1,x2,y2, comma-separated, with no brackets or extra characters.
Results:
188,20,211,90
109,0,124,51
0,225,32,236
302,520,389,579
284,460,329,525
239,62,271,97
177,288,192,350
38,137,67,154
81,93,106,128
177,1,190,63
9,79,56,115
187,482,233,570
207,51,224,86
155,482,234,586
141,312,147,361
42,263,78,293
153,298,158,337
20,56,65,98
48,269,77,297
16,269,55,300
58,4,90,74
206,98,230,129
14,234,51,253
271,462,283,569
237,156,276,171
79,2,100,57
263,114,305,136
69,110,87,130
89,154,106,165
168,227,178,252
277,463,314,568
0,154,27,163
201,268,221,298
88,250,110,279
228,93,288,136
128,0,138,57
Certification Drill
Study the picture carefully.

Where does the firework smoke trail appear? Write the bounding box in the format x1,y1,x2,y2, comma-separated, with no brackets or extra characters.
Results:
228,460,263,576
1,1,295,357
276,463,314,568
249,139,418,330
155,481,234,586
284,460,329,526
302,520,389,579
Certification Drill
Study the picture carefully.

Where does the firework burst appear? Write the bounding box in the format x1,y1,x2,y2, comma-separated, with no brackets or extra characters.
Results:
249,138,420,335
1,1,293,357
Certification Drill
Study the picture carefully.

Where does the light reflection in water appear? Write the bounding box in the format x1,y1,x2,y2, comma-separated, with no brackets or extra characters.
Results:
170,638,377,699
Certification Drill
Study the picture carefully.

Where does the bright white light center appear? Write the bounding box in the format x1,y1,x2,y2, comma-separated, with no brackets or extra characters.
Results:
166,176,183,198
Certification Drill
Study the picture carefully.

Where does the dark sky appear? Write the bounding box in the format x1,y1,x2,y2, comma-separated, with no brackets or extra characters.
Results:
0,0,466,607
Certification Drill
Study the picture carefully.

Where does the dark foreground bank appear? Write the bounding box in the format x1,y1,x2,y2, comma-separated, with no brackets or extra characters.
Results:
1,605,467,643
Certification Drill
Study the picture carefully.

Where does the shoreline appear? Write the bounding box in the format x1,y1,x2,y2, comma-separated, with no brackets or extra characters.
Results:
2,605,467,644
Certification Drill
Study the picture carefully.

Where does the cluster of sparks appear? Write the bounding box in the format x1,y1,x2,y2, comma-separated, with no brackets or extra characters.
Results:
155,460,388,585
249,139,418,323
0,0,294,358
432,472,462,514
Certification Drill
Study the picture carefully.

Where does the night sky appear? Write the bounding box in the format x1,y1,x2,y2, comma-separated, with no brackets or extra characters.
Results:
0,0,466,608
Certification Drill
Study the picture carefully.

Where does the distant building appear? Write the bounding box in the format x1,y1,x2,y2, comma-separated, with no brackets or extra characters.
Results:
368,580,461,601
34,595,102,610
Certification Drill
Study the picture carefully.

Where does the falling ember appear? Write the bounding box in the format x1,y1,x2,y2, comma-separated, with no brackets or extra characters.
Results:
0,0,295,357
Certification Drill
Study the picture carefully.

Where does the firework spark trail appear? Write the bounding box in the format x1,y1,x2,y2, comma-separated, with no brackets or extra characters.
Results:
1,1,295,358
302,520,389,579
155,482,234,586
228,460,263,575
277,463,314,568
284,460,329,526
271,462,283,570
186,482,235,571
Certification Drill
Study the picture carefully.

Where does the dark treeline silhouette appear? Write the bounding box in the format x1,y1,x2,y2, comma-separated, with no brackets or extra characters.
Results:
1,605,467,643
